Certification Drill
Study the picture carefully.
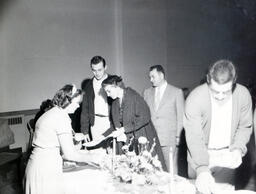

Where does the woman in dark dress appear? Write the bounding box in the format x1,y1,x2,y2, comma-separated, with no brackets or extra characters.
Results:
102,75,167,171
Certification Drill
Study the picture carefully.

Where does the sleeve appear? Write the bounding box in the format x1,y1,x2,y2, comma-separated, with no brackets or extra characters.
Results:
230,89,253,156
124,93,151,133
176,89,185,139
80,93,90,135
183,92,209,175
56,115,73,135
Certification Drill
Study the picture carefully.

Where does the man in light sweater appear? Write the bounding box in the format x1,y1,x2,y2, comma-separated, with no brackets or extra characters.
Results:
184,60,253,194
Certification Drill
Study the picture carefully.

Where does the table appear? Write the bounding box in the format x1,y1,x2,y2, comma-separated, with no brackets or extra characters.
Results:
62,163,194,194
63,164,256,194
62,149,256,194
63,165,118,194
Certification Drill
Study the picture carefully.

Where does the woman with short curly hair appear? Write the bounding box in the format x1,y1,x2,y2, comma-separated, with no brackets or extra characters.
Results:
23,84,98,194
102,75,167,171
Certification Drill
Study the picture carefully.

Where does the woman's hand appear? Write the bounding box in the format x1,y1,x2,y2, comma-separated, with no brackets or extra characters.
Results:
74,133,85,142
84,134,91,142
111,127,126,142
112,127,125,138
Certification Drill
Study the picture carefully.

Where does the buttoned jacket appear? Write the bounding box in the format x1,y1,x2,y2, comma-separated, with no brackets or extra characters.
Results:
144,84,184,148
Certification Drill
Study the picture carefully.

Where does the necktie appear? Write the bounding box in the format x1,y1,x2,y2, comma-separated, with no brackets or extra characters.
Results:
155,87,161,110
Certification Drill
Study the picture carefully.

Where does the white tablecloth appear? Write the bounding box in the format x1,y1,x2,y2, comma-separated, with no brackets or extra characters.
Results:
63,166,256,194
62,164,195,194
63,167,119,194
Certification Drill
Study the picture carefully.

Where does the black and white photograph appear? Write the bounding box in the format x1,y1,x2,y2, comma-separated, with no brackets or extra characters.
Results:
0,0,256,193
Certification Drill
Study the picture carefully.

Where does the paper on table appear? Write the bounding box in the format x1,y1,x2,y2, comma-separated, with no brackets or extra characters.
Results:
83,132,115,148
83,135,106,147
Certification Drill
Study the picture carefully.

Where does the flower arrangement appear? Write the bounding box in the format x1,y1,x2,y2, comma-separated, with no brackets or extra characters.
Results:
103,136,169,186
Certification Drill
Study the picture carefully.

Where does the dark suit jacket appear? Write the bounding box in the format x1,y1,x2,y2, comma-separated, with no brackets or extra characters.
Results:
80,77,112,135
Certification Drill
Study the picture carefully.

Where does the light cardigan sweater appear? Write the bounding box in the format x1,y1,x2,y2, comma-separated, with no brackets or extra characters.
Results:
184,83,252,176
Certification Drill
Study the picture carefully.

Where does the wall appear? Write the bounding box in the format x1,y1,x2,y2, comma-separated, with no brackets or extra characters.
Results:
1,0,256,112
0,0,118,112
166,1,256,90
121,0,168,93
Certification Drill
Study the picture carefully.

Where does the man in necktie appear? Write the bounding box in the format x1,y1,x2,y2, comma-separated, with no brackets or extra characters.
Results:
154,86,161,111
144,65,184,172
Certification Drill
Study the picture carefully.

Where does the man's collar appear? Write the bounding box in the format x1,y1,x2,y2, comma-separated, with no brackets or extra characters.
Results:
93,73,108,82
155,80,167,89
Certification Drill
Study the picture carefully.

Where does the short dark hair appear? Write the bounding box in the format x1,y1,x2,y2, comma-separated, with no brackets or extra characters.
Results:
207,59,237,85
101,75,125,89
90,56,106,67
40,99,53,112
149,65,165,77
52,84,82,108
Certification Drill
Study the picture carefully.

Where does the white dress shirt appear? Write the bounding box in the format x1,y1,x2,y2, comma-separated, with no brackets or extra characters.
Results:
208,94,232,149
91,75,110,139
154,81,167,110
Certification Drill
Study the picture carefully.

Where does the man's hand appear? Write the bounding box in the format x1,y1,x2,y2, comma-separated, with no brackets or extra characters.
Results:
84,134,91,142
195,171,216,194
229,149,242,169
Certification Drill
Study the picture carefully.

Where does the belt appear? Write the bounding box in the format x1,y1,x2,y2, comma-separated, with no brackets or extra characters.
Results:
95,114,108,118
208,146,229,151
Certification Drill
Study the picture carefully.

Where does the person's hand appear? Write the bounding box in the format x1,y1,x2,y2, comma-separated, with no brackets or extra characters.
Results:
195,171,216,194
84,134,91,142
117,133,127,142
83,135,105,148
74,133,84,142
74,141,82,150
229,149,242,169
111,127,125,138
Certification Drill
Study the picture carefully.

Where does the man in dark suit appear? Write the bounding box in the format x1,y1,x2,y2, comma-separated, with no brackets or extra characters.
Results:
80,56,112,145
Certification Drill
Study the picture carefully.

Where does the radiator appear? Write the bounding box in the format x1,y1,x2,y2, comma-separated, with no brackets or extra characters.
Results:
0,115,28,152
